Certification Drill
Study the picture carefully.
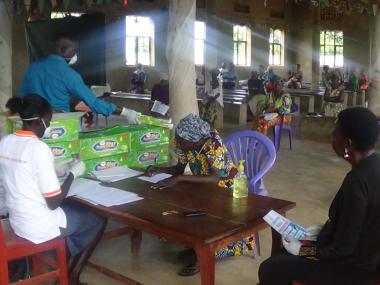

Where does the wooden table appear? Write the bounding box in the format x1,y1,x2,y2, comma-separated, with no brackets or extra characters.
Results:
76,178,295,285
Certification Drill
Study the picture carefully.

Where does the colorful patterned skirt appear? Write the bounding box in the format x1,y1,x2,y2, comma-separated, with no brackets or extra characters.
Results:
253,115,292,135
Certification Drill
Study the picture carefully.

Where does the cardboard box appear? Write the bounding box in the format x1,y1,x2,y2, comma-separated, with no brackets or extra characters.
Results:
126,146,169,169
46,140,80,161
122,125,170,151
82,153,129,174
79,126,129,160
6,112,83,143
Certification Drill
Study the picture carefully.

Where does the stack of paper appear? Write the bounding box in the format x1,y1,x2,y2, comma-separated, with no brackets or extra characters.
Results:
68,178,143,207
92,166,143,182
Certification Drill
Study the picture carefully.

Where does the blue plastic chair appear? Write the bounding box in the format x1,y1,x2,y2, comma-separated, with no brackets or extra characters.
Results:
224,130,276,256
224,130,276,196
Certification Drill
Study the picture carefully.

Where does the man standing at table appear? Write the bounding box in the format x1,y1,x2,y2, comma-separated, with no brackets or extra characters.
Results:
19,33,140,124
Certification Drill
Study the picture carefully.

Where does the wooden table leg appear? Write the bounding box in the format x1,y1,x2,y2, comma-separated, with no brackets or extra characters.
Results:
131,230,142,257
195,244,215,285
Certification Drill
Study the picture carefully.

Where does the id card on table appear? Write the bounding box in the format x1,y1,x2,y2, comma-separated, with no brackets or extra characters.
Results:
263,210,307,240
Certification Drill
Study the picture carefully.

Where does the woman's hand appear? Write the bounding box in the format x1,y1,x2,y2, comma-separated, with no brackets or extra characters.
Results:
150,177,178,190
305,225,323,240
145,165,160,177
282,237,301,256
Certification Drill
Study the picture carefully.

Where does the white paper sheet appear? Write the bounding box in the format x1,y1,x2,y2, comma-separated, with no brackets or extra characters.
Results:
151,100,170,115
137,173,173,183
92,166,143,182
68,178,143,207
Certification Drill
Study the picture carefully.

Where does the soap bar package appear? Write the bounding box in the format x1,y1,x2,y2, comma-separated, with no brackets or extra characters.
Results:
46,140,80,161
82,153,129,174
79,126,130,160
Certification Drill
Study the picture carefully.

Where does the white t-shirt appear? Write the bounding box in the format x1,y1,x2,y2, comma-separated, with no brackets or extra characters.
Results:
0,130,66,244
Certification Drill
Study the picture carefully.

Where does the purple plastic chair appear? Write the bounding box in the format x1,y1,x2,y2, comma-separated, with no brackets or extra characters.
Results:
273,124,292,152
272,114,294,152
224,130,276,196
224,130,276,256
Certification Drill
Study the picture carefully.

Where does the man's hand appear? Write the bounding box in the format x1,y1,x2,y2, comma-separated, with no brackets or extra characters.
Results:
282,236,302,256
121,107,141,124
150,177,178,190
69,161,86,179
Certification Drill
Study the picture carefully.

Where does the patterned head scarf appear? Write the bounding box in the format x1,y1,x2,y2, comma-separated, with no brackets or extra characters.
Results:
175,113,211,142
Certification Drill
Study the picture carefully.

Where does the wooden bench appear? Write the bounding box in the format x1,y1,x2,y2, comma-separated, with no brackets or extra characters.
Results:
284,88,325,113
222,89,250,126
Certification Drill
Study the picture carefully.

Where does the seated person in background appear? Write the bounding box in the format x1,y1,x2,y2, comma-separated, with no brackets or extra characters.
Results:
321,65,331,88
258,64,266,81
259,107,380,285
247,71,267,116
145,114,255,276
220,62,237,89
248,71,265,95
359,69,369,90
286,63,303,89
151,73,169,105
128,63,146,94
253,77,293,135
0,94,106,285
196,67,205,86
323,69,346,117
349,70,359,91
19,33,140,124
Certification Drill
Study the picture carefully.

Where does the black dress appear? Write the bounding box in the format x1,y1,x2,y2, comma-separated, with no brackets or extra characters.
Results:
259,153,380,285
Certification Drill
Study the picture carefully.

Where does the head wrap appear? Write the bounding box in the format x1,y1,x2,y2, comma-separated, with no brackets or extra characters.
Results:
175,113,211,142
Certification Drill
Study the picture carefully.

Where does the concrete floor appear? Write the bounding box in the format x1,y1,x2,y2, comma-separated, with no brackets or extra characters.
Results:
80,125,350,285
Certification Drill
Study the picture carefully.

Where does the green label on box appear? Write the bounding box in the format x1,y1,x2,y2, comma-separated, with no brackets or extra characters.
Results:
82,153,129,174
126,146,169,168
47,140,80,160
79,134,129,160
122,124,170,151
7,112,82,143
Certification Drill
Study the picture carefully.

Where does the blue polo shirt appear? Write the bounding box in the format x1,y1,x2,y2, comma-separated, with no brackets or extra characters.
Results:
19,55,116,116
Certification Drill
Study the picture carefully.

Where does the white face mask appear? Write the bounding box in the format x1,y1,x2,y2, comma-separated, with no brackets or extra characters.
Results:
41,119,51,138
68,53,78,65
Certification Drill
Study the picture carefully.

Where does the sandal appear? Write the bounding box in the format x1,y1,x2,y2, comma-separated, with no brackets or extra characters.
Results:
178,261,200,276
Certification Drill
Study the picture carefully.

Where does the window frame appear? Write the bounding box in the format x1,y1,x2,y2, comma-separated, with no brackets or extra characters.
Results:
125,16,155,66
320,30,344,68
269,28,284,66
233,25,251,66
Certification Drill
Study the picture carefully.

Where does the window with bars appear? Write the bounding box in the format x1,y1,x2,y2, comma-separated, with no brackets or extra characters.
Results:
233,25,251,66
320,31,343,67
194,21,206,65
269,28,284,66
125,16,155,66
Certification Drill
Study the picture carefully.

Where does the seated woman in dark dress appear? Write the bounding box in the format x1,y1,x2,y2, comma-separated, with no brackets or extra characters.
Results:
259,107,380,285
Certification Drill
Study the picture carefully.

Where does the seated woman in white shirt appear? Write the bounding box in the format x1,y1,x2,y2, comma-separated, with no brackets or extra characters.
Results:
0,94,106,285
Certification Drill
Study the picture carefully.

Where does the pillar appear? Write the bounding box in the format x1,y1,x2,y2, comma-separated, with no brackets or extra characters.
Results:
166,0,198,126
311,5,320,91
369,14,380,115
0,1,13,111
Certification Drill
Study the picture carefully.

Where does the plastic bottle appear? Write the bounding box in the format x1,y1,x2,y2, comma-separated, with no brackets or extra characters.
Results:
233,160,248,198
